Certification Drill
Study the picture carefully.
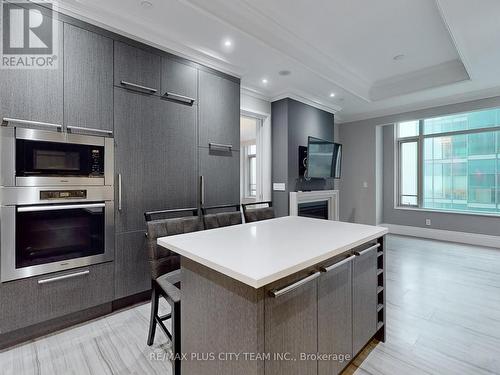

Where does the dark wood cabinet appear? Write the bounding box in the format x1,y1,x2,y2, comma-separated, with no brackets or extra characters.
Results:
199,147,239,206
318,257,353,375
0,20,63,128
114,41,161,95
161,58,197,102
114,231,150,299
113,88,153,233
352,246,378,355
264,273,318,375
198,70,240,150
0,263,114,333
64,23,113,132
143,99,198,212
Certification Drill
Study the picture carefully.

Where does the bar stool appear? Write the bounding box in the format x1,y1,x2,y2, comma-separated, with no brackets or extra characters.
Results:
144,207,203,375
201,203,242,229
241,201,275,223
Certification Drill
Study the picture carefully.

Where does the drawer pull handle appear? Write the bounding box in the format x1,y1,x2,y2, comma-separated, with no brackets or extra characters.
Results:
355,243,380,257
2,117,62,130
67,126,113,136
164,91,195,105
270,272,320,298
38,270,90,284
120,80,157,93
209,142,233,151
320,255,356,273
18,203,105,212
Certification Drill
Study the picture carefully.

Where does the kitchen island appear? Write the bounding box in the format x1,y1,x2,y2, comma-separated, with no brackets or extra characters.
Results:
158,216,388,375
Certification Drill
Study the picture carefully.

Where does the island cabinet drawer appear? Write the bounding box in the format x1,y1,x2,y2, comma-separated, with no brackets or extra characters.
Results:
318,254,354,375
0,262,114,334
265,270,320,375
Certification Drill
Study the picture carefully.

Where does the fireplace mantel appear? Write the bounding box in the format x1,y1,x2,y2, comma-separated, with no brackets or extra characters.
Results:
289,190,339,221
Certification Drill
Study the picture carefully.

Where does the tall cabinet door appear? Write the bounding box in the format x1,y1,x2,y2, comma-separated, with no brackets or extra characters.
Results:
198,70,240,150
199,148,239,206
64,24,113,132
0,20,63,127
352,246,378,355
114,88,154,233
143,99,198,211
265,273,318,375
318,257,353,375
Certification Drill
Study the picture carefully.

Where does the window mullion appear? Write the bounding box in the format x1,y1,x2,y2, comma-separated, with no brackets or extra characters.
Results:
418,120,424,208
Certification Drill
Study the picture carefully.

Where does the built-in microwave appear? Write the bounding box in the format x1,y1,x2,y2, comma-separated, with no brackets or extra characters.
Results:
1,127,114,187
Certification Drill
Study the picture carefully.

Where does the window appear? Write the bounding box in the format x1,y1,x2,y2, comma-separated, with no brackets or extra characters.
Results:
397,108,500,214
247,144,257,197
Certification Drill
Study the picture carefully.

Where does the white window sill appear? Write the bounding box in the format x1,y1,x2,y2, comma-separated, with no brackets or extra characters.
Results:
394,205,500,218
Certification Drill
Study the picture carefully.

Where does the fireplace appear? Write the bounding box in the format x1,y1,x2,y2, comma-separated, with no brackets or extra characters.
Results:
298,201,329,220
289,190,339,221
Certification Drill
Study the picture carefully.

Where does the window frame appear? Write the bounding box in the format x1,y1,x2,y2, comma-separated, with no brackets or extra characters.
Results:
396,112,500,215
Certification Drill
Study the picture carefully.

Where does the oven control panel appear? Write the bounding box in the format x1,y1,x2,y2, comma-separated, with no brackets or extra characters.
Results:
40,190,88,200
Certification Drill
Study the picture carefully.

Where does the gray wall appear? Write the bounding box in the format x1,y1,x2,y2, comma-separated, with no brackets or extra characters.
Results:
272,98,335,216
338,94,500,235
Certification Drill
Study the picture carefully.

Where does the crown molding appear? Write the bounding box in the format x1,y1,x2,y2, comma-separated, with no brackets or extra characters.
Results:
271,90,342,115
240,87,271,102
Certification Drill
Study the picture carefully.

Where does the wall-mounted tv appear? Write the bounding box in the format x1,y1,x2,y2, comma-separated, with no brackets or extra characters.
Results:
306,136,342,179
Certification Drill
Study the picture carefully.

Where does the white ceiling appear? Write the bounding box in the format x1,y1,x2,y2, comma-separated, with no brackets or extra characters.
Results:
56,0,500,123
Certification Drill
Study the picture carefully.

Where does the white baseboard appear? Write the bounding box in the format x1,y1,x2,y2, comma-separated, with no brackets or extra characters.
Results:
380,223,500,249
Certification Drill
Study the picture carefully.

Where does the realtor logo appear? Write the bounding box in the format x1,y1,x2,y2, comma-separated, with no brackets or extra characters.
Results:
1,0,58,69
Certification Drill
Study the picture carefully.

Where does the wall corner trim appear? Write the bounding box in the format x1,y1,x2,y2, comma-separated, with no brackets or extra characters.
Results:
380,223,500,249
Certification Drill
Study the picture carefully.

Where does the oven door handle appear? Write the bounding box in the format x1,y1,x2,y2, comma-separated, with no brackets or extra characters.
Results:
17,203,106,212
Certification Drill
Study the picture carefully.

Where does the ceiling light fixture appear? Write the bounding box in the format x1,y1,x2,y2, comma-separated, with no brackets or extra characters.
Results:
262,78,268,84
393,54,405,61
279,70,291,76
329,93,335,98
224,39,232,47
141,1,153,8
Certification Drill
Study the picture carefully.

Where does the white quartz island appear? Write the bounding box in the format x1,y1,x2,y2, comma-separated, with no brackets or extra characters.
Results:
158,216,388,375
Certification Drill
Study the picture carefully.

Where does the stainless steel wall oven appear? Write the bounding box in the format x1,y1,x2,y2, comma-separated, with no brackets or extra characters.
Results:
1,126,114,282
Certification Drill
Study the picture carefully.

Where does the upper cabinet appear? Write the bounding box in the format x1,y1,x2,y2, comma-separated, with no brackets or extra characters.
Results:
0,20,63,128
198,71,240,151
114,41,161,95
160,58,197,104
64,24,113,132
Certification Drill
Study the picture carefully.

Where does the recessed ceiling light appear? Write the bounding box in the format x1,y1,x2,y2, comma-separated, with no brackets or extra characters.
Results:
393,54,405,61
224,39,232,47
261,78,268,84
141,1,153,8
278,70,291,76
329,93,335,98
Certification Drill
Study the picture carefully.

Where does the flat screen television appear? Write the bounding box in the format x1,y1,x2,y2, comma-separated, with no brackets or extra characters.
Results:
306,136,342,179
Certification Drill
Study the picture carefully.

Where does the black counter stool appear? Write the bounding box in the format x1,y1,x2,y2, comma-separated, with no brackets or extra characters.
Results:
144,207,203,375
201,204,242,229
241,201,275,223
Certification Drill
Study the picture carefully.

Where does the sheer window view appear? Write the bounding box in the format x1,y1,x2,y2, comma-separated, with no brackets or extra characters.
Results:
397,108,500,214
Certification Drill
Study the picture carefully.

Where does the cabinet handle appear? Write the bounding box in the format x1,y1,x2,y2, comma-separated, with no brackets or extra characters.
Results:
270,272,320,298
38,270,90,285
120,80,157,93
200,175,205,205
354,243,380,256
320,255,356,273
2,117,62,130
67,125,113,136
164,91,195,105
118,173,123,211
209,142,233,151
